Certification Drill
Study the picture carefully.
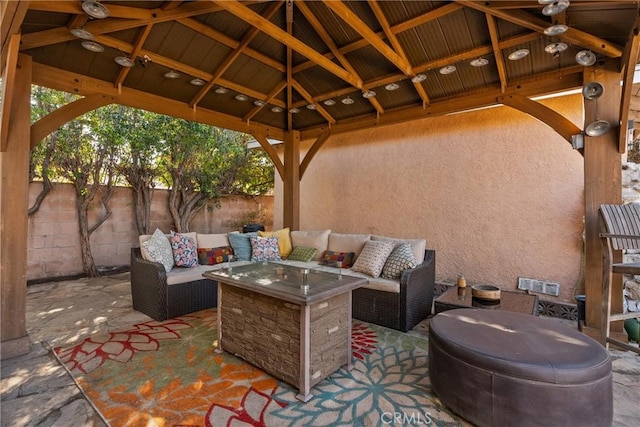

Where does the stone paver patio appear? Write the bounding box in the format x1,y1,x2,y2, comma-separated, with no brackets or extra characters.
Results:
1,273,639,426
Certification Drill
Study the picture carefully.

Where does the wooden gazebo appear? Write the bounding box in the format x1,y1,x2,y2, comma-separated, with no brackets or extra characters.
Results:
2,0,639,358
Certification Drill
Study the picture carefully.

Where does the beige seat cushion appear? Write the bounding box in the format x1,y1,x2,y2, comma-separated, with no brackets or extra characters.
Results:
290,229,331,261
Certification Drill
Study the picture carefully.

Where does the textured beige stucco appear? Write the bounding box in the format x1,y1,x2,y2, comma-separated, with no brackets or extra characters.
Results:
274,94,585,302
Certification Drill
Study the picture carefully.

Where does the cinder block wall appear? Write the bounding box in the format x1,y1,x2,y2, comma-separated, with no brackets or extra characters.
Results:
27,183,273,281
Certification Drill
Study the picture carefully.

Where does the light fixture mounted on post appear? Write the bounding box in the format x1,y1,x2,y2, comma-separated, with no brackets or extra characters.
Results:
582,81,611,137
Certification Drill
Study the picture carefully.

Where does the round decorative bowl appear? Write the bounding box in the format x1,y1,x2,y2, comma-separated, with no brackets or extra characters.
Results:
471,285,501,301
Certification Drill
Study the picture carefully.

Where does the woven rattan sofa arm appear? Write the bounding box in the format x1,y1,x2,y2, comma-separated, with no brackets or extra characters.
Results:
130,247,170,321
399,249,436,331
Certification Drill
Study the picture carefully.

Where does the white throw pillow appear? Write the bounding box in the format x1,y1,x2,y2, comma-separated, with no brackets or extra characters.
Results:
351,240,395,278
141,228,174,273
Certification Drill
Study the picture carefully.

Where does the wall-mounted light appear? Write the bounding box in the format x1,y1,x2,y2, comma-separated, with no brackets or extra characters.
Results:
571,133,584,150
582,81,610,136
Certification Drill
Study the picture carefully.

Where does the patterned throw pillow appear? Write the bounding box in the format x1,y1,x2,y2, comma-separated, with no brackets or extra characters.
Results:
249,236,281,262
258,228,292,258
141,228,174,273
320,250,356,268
169,231,198,267
381,243,417,279
228,232,257,261
197,246,234,265
351,240,395,278
287,246,318,262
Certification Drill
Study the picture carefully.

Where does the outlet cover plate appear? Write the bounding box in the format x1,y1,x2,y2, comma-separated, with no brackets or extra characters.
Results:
518,277,560,296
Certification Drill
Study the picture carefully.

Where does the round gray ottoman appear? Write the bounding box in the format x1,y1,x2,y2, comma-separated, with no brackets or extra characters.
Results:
429,309,612,427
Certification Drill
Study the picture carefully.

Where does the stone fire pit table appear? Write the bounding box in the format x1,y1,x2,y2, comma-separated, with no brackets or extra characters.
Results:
204,262,366,401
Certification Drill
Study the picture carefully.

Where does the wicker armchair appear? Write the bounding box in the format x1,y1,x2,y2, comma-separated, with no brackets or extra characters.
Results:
352,249,436,332
130,247,218,321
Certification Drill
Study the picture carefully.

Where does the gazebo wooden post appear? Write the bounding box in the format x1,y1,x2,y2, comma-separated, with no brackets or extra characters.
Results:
283,130,300,231
583,62,623,330
1,54,32,359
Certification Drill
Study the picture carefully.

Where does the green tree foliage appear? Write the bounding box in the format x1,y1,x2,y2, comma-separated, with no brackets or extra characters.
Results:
29,86,275,274
155,119,274,232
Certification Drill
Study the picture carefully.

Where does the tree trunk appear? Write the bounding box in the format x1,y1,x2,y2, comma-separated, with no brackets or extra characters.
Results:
76,197,99,277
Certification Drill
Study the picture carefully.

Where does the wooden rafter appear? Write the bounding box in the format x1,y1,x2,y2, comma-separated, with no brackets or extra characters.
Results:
189,1,282,109
212,0,362,89
244,81,287,123
459,1,623,58
486,14,508,93
367,0,430,105
114,24,153,90
619,17,640,153
296,0,383,115
323,0,412,76
293,2,463,74
291,80,336,125
20,2,233,50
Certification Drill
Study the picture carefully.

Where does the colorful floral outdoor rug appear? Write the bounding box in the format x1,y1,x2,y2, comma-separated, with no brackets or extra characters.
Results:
54,309,466,426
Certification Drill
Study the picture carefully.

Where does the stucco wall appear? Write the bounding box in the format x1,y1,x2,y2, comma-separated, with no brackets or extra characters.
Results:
274,94,585,302
27,183,273,281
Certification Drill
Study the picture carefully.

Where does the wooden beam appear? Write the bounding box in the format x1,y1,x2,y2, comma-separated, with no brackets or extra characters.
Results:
250,131,284,181
31,94,115,149
499,93,582,144
619,18,640,153
1,0,28,72
323,0,412,76
283,130,300,230
583,62,623,330
31,62,286,141
367,0,430,105
486,14,508,93
114,24,154,89
0,53,32,359
93,34,286,109
212,0,362,89
0,33,20,152
459,1,623,58
20,1,232,50
244,81,287,123
292,80,336,125
28,1,154,20
296,0,383,114
177,16,286,72
300,67,584,140
300,128,331,179
190,1,282,108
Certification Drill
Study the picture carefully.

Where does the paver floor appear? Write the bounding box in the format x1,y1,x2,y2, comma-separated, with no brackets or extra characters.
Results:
1,274,639,426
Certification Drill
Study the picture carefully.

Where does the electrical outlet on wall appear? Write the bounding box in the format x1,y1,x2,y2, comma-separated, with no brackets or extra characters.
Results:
518,277,560,296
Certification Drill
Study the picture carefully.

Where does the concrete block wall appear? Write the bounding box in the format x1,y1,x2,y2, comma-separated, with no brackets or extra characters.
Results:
27,182,273,281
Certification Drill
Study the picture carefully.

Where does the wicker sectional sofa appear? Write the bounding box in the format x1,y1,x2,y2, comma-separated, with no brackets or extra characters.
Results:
130,229,436,332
